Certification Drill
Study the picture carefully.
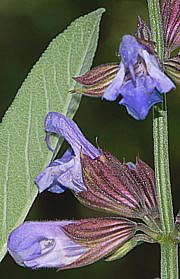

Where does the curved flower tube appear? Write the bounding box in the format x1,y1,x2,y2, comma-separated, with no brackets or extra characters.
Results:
35,112,100,193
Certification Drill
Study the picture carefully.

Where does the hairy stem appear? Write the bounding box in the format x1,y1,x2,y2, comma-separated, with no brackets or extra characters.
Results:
147,0,179,278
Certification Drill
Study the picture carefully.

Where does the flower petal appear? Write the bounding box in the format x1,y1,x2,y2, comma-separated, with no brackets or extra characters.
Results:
35,157,72,194
40,148,73,192
140,49,175,93
119,76,163,120
119,35,140,67
8,221,87,269
35,113,100,193
45,112,99,158
35,149,86,193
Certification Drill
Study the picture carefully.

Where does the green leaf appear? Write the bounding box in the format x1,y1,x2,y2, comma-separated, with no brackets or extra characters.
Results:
0,8,105,261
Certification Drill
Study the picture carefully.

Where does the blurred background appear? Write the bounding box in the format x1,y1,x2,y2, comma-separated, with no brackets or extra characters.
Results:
0,0,179,278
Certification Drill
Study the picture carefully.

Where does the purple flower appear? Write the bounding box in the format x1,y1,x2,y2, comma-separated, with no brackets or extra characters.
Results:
103,35,175,119
35,112,100,193
7,221,88,269
7,218,137,269
72,35,175,120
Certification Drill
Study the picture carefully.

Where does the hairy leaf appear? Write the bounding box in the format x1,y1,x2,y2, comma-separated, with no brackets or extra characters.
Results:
0,8,105,261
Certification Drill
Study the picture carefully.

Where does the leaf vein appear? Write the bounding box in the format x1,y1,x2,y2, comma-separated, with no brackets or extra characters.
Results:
2,133,10,237
35,117,44,157
24,94,33,195
42,69,50,112
53,64,63,103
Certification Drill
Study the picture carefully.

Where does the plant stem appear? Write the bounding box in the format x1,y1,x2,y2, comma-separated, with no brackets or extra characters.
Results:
153,102,174,231
160,242,178,279
147,0,179,278
147,0,164,61
153,103,179,279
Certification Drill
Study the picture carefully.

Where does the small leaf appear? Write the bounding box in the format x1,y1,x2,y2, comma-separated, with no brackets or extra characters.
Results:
0,8,105,261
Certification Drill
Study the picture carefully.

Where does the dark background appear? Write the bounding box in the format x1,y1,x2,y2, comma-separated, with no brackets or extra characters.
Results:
0,1,179,278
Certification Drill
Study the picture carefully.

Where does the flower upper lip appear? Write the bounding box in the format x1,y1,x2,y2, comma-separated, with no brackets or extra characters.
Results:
35,112,100,194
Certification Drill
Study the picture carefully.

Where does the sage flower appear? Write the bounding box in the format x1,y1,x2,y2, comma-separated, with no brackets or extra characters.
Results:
35,112,100,193
72,35,175,120
8,218,137,269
